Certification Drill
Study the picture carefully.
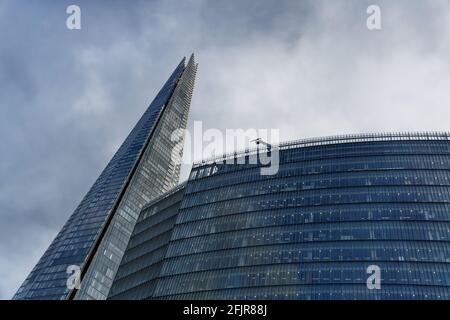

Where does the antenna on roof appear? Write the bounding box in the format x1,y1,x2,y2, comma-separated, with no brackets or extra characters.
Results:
251,138,272,151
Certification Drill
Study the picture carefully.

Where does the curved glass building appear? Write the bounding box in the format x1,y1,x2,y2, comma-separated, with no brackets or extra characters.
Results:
109,132,450,300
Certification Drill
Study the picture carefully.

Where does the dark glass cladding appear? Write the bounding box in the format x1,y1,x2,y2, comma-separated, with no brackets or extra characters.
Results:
13,58,192,300
150,136,450,300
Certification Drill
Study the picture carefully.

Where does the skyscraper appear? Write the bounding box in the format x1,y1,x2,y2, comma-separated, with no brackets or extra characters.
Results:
13,55,198,300
109,132,450,300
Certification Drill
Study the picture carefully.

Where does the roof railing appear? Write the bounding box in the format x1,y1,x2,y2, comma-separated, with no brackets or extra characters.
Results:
192,131,450,168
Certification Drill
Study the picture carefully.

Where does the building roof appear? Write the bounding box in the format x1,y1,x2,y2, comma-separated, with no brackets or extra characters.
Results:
193,131,450,168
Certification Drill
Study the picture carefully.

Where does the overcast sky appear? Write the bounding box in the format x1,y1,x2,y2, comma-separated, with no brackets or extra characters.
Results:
1,0,450,299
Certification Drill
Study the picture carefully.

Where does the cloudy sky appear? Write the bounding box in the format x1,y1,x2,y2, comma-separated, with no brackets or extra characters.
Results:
1,0,450,299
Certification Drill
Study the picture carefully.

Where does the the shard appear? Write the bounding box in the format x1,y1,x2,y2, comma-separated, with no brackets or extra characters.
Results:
13,55,198,300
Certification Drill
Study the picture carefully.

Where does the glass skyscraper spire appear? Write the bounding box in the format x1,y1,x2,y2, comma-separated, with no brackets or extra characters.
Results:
13,55,198,300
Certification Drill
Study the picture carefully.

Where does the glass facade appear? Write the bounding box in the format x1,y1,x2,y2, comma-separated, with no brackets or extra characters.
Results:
13,55,197,300
111,133,450,300
108,183,186,300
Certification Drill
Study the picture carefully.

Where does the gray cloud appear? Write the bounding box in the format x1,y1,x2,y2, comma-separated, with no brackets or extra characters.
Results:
1,0,450,299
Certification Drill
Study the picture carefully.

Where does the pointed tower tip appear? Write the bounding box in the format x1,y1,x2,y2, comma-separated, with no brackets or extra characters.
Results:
188,52,195,64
